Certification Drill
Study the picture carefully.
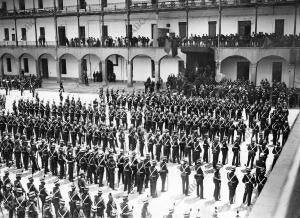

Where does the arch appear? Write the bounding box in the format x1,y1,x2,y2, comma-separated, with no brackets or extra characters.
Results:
81,54,102,80
1,53,18,76
131,54,154,82
59,53,78,78
256,55,290,85
159,55,184,82
105,54,127,82
38,53,56,78
18,53,37,76
220,55,251,81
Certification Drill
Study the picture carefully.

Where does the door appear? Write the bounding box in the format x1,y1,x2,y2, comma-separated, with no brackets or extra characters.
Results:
79,26,85,41
82,59,87,72
41,58,49,78
126,24,132,39
238,21,251,37
58,0,64,10
23,58,29,73
58,26,66,46
237,62,249,81
21,28,26,40
208,21,217,37
179,22,187,38
2,2,7,11
40,27,45,37
272,62,282,83
38,0,43,9
79,0,86,9
4,28,9,41
106,60,114,82
275,19,284,36
61,59,67,75
19,0,25,10
102,25,108,39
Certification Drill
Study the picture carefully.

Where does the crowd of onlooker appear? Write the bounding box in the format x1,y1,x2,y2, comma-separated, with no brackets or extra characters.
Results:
61,36,152,48
161,32,300,48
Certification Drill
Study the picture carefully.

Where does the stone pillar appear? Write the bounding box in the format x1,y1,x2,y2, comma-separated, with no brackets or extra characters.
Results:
0,57,4,78
56,57,61,83
250,62,257,85
35,60,40,77
101,61,108,85
127,61,133,87
215,61,223,82
154,61,160,84
78,60,82,83
288,64,295,88
16,58,21,76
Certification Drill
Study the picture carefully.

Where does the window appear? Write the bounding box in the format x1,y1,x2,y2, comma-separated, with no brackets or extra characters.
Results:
6,58,11,72
238,21,251,37
101,0,107,7
102,25,108,38
21,28,26,40
38,0,43,9
4,28,9,41
79,26,85,40
208,21,217,37
275,19,284,36
58,0,64,10
272,62,282,83
79,0,86,9
23,58,29,73
61,59,67,74
40,27,45,37
126,24,132,39
19,0,25,10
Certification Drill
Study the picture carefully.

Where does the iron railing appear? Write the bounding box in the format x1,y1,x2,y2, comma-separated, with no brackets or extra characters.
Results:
0,0,296,18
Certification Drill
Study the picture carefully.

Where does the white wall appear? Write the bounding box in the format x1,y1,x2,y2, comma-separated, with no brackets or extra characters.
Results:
160,56,180,82
20,54,36,75
61,55,78,78
83,55,100,79
39,54,57,78
295,63,300,88
36,18,56,43
108,55,127,81
221,57,249,81
256,56,289,85
16,19,35,42
132,56,151,82
2,55,18,75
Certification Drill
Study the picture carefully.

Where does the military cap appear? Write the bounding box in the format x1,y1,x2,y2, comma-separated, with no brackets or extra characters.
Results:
98,190,103,194
4,170,9,175
84,187,89,191
152,160,157,165
145,153,150,158
231,166,236,172
245,168,251,173
45,196,52,202
91,206,97,213
169,208,174,213
16,173,22,178
59,199,65,204
6,183,11,189
143,199,149,204
71,184,76,189
196,159,202,165
28,176,33,181
16,188,23,193
50,138,55,142
76,201,81,206
123,194,129,199
40,178,45,183
28,192,36,198
51,144,55,148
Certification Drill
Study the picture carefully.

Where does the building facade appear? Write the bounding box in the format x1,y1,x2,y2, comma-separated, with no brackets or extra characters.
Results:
0,0,299,87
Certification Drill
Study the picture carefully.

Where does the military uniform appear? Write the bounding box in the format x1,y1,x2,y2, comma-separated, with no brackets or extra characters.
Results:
213,168,221,201
227,167,239,204
180,160,191,196
242,169,256,206
94,190,105,218
149,160,159,198
82,187,92,218
159,157,168,192
194,160,204,199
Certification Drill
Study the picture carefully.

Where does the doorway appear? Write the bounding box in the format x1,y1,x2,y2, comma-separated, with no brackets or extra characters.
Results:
58,26,66,46
79,26,85,42
107,60,114,82
2,2,7,11
58,0,63,10
41,58,49,78
272,62,282,83
237,62,249,81
179,22,187,38
238,21,251,37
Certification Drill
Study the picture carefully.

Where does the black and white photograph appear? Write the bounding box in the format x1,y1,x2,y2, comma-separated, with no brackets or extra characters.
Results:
0,0,299,217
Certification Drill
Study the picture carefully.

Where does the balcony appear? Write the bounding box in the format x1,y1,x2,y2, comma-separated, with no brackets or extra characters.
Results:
0,0,297,19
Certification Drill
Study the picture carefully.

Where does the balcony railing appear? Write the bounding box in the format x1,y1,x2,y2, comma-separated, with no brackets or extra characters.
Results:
0,0,296,18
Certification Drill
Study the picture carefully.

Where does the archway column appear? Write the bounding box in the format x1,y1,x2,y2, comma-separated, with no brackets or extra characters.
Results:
250,62,257,85
56,57,61,83
154,61,160,84
78,60,82,83
101,61,108,85
127,61,133,87
0,57,3,78
288,64,296,88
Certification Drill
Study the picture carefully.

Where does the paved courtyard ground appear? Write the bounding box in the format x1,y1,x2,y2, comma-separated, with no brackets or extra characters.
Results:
0,89,299,218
